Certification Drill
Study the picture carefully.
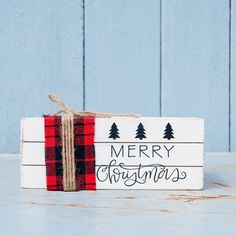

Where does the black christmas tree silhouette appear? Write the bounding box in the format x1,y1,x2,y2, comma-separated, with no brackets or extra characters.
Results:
108,123,120,140
135,123,146,140
163,123,174,140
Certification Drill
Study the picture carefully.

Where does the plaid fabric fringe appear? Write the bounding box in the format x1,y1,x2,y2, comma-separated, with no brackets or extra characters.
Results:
44,116,96,191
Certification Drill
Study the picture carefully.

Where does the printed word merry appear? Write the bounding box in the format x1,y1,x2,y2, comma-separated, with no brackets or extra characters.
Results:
110,144,174,159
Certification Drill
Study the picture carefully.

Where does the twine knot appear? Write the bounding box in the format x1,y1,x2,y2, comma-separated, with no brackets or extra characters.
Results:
47,93,140,191
48,93,141,118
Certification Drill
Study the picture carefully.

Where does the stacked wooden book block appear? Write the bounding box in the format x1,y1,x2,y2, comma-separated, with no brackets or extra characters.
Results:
21,117,204,190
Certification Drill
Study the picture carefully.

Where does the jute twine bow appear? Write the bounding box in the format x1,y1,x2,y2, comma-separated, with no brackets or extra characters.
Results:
48,93,141,118
48,93,140,191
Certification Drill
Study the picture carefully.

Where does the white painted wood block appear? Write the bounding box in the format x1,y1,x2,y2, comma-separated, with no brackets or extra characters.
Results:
95,143,203,166
21,142,203,166
21,117,204,142
95,117,204,142
21,118,44,142
21,165,46,189
21,117,204,190
21,142,45,165
21,165,203,190
96,165,203,190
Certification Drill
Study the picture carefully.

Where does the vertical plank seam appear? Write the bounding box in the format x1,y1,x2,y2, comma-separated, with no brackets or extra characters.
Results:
159,0,162,117
82,0,86,111
229,0,232,152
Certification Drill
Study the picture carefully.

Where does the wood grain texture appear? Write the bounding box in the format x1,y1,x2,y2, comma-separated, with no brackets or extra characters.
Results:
0,0,84,153
85,0,160,116
0,1,234,153
161,0,229,152
1,153,236,236
231,0,236,151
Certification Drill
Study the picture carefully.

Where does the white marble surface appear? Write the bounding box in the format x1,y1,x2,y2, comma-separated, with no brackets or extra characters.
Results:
0,153,235,236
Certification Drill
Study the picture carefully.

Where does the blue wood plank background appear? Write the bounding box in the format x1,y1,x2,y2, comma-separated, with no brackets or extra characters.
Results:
232,0,236,151
85,0,160,116
0,0,234,153
0,0,84,153
161,0,230,152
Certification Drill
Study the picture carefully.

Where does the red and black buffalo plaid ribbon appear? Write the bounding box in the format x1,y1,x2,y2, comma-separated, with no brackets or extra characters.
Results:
44,116,96,191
